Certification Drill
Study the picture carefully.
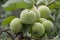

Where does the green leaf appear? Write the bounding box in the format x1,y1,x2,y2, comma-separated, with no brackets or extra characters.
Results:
58,11,60,18
56,1,60,6
36,0,45,6
2,16,16,26
58,13,60,26
48,3,58,10
2,0,34,11
48,1,60,10
56,0,60,1
21,24,31,34
47,15,54,22
53,35,59,40
45,0,52,3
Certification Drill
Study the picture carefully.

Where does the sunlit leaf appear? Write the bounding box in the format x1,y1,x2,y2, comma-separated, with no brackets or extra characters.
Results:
2,0,34,11
48,3,58,10
2,16,16,26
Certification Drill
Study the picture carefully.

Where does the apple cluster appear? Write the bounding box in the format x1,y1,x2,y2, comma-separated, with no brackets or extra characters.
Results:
10,5,54,38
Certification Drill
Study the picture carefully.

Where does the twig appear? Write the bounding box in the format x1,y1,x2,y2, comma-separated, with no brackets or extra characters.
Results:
47,0,56,6
6,31,15,40
0,28,46,40
0,28,15,40
0,28,10,35
15,32,23,40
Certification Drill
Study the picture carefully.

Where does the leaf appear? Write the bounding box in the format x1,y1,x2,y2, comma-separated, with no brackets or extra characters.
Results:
36,0,46,6
56,1,60,6
53,35,59,40
21,24,31,34
45,0,53,3
47,15,54,22
58,14,60,28
2,0,34,11
2,16,16,26
48,1,60,10
58,12,60,18
48,2,58,10
58,13,60,22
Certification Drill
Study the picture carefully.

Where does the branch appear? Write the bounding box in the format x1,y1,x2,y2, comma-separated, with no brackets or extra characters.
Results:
47,0,56,6
0,28,10,35
15,32,23,40
0,28,15,40
0,28,46,40
14,32,41,40
6,31,15,40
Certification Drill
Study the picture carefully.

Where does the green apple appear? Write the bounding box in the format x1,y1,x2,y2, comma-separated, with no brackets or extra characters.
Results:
31,22,45,38
10,18,22,33
39,18,47,23
20,9,36,24
42,20,54,33
38,5,51,18
2,0,34,11
31,6,41,21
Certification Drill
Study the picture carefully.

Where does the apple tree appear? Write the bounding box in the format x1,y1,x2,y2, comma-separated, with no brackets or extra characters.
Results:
0,0,60,40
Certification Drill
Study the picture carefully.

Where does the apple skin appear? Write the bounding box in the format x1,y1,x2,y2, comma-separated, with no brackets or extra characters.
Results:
42,20,54,33
20,9,36,24
2,0,34,11
10,18,22,33
38,5,51,18
31,6,41,21
39,18,47,23
31,22,45,38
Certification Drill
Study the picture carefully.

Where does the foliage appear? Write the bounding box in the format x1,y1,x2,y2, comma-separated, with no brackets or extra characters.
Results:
0,0,60,40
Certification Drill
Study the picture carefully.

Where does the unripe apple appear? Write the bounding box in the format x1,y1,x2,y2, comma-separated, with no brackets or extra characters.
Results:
38,5,51,18
39,18,47,23
31,22,45,38
31,6,41,21
20,9,36,24
42,20,54,33
10,18,22,33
